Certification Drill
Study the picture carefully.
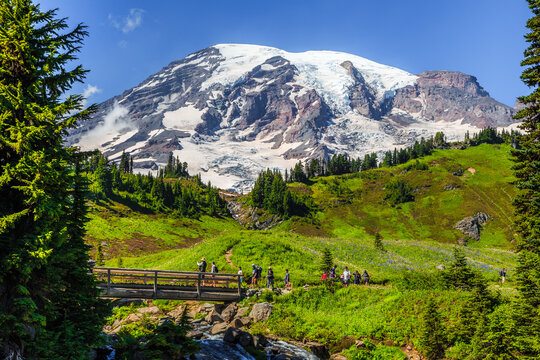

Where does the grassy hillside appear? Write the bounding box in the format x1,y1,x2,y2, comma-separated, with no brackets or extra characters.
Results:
92,143,518,279
283,143,516,249
85,198,242,260
89,143,521,359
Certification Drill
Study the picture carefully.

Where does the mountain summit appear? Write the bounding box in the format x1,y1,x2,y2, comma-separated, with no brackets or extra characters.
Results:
68,44,517,192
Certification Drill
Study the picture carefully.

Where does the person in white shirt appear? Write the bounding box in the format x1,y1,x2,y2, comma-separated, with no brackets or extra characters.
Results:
343,266,351,287
238,266,243,286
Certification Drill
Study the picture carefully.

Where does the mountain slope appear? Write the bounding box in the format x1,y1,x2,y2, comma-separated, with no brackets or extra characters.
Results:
282,143,516,247
68,44,517,192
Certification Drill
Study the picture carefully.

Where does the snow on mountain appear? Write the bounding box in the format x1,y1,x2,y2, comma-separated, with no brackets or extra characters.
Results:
68,44,517,192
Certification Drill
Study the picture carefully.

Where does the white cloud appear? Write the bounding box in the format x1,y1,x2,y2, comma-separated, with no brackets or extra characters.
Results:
109,8,144,34
81,84,101,109
78,101,136,150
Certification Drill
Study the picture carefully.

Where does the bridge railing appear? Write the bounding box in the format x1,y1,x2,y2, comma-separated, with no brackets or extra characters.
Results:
91,267,242,300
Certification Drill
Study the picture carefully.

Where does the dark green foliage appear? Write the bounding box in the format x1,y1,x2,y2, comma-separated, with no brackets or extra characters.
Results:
384,179,414,206
419,299,447,360
83,151,228,218
443,247,477,291
394,271,446,291
96,244,105,266
114,309,198,360
510,1,540,357
405,160,429,171
251,169,313,218
373,232,385,252
320,247,333,273
0,1,108,357
468,308,516,360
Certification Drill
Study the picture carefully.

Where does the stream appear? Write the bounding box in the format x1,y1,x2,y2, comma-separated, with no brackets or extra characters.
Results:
193,325,319,360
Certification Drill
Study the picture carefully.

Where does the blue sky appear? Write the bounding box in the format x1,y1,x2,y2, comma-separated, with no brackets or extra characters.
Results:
40,0,530,107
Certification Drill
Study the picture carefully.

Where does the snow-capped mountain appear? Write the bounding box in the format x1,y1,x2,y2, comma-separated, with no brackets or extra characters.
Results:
68,44,517,192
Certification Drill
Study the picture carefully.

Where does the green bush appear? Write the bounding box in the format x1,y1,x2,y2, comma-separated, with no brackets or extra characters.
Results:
384,180,414,206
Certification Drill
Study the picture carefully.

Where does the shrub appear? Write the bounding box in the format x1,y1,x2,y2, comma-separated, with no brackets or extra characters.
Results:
384,180,414,206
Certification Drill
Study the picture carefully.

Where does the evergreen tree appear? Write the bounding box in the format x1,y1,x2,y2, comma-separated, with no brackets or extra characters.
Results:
510,1,540,356
373,232,385,252
419,299,447,360
443,247,477,291
320,247,333,273
469,309,515,360
0,1,107,357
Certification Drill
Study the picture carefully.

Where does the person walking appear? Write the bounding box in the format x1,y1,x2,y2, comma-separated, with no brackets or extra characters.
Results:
353,270,361,285
330,265,337,278
251,264,258,288
266,267,275,289
238,266,243,287
343,266,351,287
284,269,292,289
197,257,207,285
362,270,370,285
500,268,507,283
210,261,218,286
321,270,328,281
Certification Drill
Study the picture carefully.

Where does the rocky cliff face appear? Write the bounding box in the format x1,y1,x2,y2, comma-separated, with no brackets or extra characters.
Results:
67,44,517,192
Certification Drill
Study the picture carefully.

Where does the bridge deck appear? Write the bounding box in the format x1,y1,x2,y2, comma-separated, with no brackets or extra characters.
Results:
92,267,242,301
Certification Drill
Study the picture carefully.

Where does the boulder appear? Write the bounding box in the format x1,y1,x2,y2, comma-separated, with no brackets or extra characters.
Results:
235,307,250,318
220,303,237,322
246,289,259,298
110,298,145,308
305,342,329,358
205,310,224,324
250,302,273,322
157,318,174,327
210,322,228,335
454,212,490,241
124,313,143,323
435,264,446,270
253,335,268,349
239,317,252,327
228,318,245,329
223,327,241,343
186,330,204,339
137,306,160,314
168,306,185,320
238,331,254,348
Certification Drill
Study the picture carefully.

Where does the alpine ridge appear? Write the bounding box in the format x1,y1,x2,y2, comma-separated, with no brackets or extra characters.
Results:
67,44,518,192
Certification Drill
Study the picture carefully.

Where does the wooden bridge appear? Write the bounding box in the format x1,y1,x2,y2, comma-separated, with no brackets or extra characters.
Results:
92,267,243,302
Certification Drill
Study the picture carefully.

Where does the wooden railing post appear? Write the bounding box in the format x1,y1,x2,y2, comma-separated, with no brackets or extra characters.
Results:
197,273,201,300
107,269,111,295
153,271,158,299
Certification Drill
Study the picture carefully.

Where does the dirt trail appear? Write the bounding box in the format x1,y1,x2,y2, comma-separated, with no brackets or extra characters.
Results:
225,248,235,268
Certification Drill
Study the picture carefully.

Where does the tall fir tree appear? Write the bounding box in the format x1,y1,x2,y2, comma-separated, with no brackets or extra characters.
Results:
419,299,447,360
0,1,107,357
511,1,540,357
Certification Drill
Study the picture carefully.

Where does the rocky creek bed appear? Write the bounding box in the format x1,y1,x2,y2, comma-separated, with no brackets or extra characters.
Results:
95,292,324,360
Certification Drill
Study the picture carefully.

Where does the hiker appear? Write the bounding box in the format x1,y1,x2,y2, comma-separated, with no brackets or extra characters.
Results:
197,257,207,285
266,267,274,289
284,269,292,289
343,266,351,287
362,270,370,285
210,261,218,286
321,270,328,281
353,270,361,285
330,265,337,278
500,268,507,283
238,266,243,287
251,264,258,288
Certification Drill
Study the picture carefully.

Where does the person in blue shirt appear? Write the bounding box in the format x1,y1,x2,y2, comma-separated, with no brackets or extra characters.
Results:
284,269,292,289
